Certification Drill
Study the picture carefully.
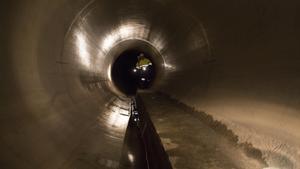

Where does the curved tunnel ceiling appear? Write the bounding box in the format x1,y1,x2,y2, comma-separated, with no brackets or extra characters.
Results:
1,0,300,169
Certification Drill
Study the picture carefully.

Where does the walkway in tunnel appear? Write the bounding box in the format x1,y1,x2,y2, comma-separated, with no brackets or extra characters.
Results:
139,92,268,169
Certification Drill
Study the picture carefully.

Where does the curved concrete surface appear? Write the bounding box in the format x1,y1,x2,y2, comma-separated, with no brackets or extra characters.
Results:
1,0,300,168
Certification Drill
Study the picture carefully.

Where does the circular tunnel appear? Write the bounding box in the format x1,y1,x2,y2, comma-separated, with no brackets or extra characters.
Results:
1,0,300,169
111,48,156,95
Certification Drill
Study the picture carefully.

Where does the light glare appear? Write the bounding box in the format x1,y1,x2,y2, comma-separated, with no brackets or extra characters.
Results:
76,33,90,67
107,106,129,128
102,34,118,52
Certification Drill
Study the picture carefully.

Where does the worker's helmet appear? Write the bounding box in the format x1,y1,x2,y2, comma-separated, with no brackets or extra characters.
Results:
138,53,144,59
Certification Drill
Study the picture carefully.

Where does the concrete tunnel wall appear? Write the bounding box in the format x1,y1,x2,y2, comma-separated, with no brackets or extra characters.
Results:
159,1,300,167
1,0,300,168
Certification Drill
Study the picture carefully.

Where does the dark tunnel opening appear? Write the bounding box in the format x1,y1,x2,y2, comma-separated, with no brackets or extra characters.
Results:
111,49,156,96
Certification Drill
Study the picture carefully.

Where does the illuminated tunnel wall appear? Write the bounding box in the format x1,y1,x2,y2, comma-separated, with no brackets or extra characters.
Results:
1,0,300,168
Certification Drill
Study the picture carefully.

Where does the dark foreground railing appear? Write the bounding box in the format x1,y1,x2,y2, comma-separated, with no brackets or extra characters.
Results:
119,96,172,169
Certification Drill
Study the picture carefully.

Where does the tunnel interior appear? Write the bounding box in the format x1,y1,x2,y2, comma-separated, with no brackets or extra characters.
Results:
111,49,156,96
1,0,300,169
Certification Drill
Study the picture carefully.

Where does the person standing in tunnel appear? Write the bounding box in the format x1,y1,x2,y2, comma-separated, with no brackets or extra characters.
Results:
134,53,154,88
136,53,152,68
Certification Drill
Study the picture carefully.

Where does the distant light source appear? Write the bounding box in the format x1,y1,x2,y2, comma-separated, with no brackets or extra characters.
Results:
133,68,137,72
128,153,134,162
141,78,146,81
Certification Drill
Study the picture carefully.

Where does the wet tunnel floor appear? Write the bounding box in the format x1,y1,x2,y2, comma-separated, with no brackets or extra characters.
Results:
140,92,268,169
61,93,268,169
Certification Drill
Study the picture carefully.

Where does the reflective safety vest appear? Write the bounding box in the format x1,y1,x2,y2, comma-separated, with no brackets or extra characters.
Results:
136,57,151,67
